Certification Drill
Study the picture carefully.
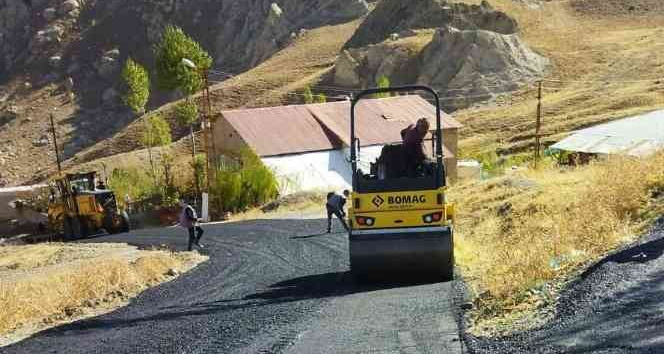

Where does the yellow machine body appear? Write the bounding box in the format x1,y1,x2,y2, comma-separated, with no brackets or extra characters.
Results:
349,188,453,230
48,172,129,240
347,85,455,280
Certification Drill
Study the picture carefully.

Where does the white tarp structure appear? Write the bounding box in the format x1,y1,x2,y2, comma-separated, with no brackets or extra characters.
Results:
551,110,664,157
0,185,48,223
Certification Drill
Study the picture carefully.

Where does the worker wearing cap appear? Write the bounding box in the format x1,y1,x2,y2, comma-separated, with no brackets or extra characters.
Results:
326,190,350,233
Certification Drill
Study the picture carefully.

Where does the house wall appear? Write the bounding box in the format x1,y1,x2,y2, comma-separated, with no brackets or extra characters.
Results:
210,113,460,193
262,145,386,195
210,115,250,156
262,150,351,195
443,128,458,157
443,128,458,183
261,143,462,195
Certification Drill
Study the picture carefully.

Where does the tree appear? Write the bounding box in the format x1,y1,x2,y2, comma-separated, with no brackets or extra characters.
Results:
174,99,199,126
303,86,314,104
121,58,150,114
314,93,327,103
154,25,213,203
154,25,212,96
375,75,391,98
175,98,201,197
140,113,172,182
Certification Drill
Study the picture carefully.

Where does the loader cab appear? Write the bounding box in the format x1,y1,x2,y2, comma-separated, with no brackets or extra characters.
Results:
348,85,454,280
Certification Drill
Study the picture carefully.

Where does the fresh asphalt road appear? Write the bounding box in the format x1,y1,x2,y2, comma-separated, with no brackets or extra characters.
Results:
3,218,464,354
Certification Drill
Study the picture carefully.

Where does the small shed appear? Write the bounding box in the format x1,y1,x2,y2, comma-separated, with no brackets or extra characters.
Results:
552,110,664,158
212,96,462,193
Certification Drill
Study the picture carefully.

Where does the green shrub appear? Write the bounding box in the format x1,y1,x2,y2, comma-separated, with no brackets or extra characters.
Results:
108,164,180,209
303,86,314,104
154,25,212,95
211,150,279,212
373,75,391,98
108,168,156,208
313,93,327,103
191,153,207,195
121,58,150,114
174,99,199,126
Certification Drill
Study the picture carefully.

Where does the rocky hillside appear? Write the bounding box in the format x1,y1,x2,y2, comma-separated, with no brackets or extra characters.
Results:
0,0,369,186
3,0,663,187
344,0,518,48
1,0,369,79
333,0,548,109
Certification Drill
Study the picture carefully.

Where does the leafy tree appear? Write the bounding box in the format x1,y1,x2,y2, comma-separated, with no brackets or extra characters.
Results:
191,154,207,198
375,75,391,98
140,113,172,182
154,25,212,96
141,113,172,147
174,98,201,196
314,93,327,103
211,149,279,212
174,99,199,126
121,58,150,114
159,152,180,207
303,86,314,104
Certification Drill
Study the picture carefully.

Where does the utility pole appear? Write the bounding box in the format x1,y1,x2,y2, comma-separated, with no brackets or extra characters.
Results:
535,80,543,161
202,68,213,193
49,113,62,174
190,123,200,199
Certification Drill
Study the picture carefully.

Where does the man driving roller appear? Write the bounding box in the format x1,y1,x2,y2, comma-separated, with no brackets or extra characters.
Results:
400,118,430,176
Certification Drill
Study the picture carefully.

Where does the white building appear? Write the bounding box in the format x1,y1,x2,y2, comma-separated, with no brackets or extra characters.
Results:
211,96,462,194
552,109,664,157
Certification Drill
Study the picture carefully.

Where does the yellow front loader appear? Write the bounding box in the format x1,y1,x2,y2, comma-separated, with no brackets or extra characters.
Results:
348,85,455,280
48,172,129,240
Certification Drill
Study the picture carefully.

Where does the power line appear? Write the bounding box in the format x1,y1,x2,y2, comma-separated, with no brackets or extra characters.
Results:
542,78,664,84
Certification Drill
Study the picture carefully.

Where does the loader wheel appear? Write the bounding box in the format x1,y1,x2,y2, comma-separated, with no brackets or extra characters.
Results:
78,217,89,238
67,217,82,240
63,217,74,241
119,212,130,233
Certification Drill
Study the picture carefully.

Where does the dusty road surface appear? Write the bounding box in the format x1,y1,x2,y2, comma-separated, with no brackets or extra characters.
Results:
3,218,464,354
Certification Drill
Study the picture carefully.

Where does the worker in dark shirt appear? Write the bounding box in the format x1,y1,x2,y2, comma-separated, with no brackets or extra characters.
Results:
326,190,350,233
400,118,430,176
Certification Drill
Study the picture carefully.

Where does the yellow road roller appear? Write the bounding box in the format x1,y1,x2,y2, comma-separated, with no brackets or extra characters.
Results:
348,85,455,280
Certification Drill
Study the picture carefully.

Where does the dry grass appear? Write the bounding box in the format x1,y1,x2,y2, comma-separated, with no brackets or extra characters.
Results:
231,191,328,221
454,0,664,156
0,243,207,344
451,153,664,335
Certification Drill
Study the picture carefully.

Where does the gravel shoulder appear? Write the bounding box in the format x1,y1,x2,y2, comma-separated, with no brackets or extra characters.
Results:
464,219,664,354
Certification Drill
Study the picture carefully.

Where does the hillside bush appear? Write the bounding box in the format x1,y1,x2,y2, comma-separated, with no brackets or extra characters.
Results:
212,150,279,212
154,25,212,95
374,75,391,98
303,86,314,104
174,99,199,126
107,167,155,208
121,58,150,115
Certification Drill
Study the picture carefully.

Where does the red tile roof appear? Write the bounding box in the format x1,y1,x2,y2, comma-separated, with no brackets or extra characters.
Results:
220,95,461,157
